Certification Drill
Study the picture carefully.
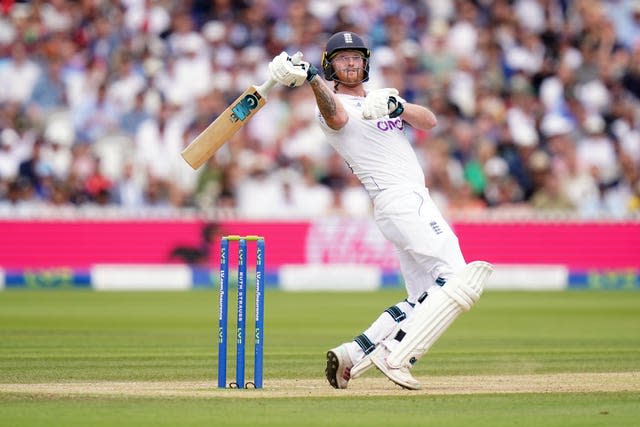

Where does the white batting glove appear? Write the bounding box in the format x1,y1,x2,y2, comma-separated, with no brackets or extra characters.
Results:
362,88,405,120
268,51,309,88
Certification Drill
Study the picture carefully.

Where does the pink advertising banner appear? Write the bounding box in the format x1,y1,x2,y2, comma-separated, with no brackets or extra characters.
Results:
0,219,638,269
455,222,640,269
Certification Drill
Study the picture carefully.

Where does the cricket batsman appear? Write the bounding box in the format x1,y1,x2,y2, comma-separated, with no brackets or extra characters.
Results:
267,31,493,390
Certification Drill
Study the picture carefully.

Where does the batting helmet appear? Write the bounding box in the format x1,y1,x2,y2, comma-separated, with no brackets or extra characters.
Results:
321,31,370,82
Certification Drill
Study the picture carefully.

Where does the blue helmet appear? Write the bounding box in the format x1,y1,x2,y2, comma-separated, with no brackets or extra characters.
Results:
321,31,370,82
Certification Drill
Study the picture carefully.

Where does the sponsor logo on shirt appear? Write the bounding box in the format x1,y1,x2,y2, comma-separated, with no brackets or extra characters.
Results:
376,118,404,132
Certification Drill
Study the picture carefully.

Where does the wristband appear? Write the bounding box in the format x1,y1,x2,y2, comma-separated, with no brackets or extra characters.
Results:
388,96,404,118
306,63,319,82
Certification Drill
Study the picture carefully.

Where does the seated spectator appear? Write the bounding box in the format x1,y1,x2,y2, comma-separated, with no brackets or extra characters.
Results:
84,157,112,205
120,91,152,136
0,42,40,105
113,162,145,209
483,157,525,207
529,151,575,211
17,139,49,197
73,83,120,143
0,128,20,182
27,57,67,123
576,114,619,186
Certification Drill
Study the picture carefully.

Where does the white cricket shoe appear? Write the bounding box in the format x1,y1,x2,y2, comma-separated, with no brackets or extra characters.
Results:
349,352,374,379
325,344,353,389
370,344,421,390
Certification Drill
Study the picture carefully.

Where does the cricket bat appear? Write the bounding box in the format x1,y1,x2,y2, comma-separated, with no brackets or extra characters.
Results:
181,78,277,169
181,52,304,169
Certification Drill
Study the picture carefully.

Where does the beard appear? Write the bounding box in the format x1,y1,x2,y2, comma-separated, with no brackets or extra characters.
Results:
333,66,365,86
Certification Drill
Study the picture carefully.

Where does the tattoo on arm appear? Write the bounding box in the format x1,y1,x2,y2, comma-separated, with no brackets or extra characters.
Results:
311,79,337,118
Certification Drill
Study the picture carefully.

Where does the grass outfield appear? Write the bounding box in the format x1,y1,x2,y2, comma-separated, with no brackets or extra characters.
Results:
0,290,639,426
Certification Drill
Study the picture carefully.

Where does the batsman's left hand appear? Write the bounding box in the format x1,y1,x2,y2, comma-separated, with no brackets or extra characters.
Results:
268,51,309,88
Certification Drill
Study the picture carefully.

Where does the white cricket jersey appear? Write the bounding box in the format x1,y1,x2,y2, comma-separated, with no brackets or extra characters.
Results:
317,93,425,197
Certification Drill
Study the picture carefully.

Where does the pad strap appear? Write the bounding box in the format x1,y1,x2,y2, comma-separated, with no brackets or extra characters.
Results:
384,305,407,322
354,334,376,355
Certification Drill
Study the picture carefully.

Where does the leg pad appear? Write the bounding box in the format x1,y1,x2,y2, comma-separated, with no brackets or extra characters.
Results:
386,262,493,368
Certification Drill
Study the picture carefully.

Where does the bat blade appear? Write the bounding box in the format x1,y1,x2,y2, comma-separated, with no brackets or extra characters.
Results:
181,85,267,169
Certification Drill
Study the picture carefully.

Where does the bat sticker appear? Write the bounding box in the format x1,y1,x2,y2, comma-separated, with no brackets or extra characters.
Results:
231,92,262,122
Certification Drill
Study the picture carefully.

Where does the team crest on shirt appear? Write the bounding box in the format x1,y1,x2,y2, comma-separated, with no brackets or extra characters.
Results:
430,221,443,235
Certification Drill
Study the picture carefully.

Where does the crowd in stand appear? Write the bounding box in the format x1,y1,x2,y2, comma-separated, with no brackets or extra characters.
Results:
0,0,639,219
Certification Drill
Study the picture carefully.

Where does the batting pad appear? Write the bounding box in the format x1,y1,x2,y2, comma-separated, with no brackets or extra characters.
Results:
386,261,493,369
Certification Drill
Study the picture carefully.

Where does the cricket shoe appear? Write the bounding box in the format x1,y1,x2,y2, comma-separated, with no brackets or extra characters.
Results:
325,344,353,389
370,343,421,390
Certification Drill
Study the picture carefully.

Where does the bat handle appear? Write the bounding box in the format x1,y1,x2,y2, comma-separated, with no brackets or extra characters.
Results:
255,78,277,98
291,51,303,65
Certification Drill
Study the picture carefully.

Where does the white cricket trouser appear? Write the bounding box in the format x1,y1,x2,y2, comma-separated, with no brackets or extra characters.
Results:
373,186,466,303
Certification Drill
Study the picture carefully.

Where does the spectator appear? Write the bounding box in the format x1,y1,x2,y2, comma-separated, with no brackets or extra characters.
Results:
106,55,147,113
134,101,185,185
73,83,121,143
0,129,20,183
17,139,51,199
543,116,600,216
84,157,112,205
236,157,286,218
39,0,73,33
113,162,145,208
629,180,640,213
483,156,525,207
120,90,152,136
87,15,123,62
0,42,40,105
27,57,67,123
123,0,171,36
420,20,457,87
529,150,576,211
576,114,619,186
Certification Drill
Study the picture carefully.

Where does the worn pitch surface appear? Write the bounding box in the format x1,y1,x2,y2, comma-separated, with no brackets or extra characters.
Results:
2,372,638,398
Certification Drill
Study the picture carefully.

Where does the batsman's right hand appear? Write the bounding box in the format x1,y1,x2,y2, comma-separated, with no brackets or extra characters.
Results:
269,52,308,88
362,88,405,120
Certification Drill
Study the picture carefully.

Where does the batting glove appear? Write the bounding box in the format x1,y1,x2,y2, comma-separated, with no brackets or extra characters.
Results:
268,51,308,88
362,88,405,120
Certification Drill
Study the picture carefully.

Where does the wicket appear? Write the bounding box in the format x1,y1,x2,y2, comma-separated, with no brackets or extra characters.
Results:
218,235,265,389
